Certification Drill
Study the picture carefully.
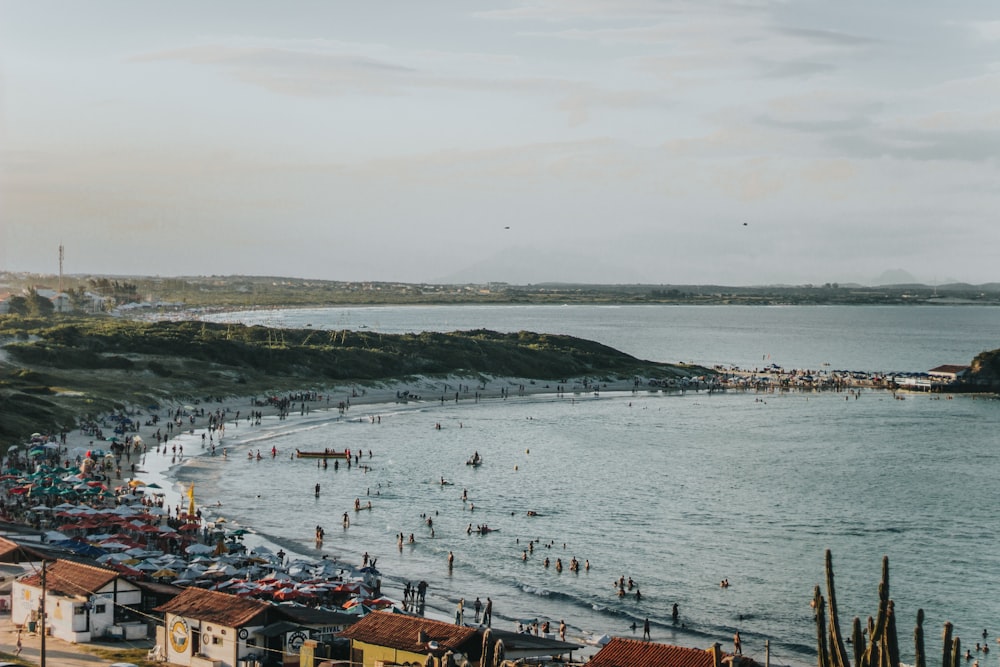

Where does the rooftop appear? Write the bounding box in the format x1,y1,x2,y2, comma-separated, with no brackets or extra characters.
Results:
154,587,272,628
339,611,479,656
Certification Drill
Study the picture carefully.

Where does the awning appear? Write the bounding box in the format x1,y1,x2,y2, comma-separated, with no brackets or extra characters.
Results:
260,621,308,638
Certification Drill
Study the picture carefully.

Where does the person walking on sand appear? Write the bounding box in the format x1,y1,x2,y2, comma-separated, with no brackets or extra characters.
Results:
474,596,482,623
643,617,651,640
734,631,742,655
14,629,22,656
484,597,493,626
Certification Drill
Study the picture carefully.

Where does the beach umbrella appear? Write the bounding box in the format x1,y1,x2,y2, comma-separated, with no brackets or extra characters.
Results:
186,543,214,555
151,568,178,579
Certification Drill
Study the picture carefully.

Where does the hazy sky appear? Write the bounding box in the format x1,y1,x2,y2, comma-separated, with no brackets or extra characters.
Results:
2,1,999,285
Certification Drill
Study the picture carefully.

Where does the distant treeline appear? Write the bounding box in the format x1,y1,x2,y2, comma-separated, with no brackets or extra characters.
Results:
4,272,1000,310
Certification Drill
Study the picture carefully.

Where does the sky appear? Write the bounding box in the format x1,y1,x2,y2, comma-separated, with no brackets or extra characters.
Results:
2,0,999,286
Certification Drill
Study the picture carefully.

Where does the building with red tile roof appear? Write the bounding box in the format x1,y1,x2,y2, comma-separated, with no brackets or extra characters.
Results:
154,587,277,667
339,611,481,666
11,557,143,643
589,637,741,667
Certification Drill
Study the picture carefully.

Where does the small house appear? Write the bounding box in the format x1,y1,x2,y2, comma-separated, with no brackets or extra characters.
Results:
588,637,719,667
153,586,280,667
11,558,143,643
338,611,480,667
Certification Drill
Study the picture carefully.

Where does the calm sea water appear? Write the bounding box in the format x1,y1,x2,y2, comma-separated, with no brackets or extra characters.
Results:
176,305,1000,666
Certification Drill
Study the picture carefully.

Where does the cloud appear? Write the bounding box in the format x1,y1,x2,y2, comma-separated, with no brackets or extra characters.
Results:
130,41,667,125
132,45,417,96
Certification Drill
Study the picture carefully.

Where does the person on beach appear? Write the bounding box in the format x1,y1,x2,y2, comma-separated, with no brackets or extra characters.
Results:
643,617,651,640
560,619,567,641
484,597,492,626
15,629,22,656
456,598,464,625
734,631,742,655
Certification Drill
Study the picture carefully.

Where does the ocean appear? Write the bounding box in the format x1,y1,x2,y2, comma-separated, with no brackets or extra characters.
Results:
167,304,1000,666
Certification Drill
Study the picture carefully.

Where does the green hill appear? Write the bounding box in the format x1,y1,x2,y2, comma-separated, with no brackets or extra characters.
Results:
0,315,707,445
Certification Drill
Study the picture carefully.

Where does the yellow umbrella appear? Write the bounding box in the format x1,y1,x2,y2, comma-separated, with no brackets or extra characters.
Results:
151,568,177,579
128,479,146,488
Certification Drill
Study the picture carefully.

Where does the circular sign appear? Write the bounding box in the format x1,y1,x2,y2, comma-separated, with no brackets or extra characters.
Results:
169,618,190,653
238,627,249,640
288,631,307,652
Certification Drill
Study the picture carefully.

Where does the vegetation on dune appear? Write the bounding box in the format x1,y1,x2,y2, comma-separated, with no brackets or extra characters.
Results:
0,315,706,445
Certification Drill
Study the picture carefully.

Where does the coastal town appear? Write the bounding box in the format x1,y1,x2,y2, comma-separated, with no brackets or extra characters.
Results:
0,356,981,666
0,377,781,667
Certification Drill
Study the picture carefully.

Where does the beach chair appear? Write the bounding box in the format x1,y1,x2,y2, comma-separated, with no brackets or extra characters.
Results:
148,644,166,662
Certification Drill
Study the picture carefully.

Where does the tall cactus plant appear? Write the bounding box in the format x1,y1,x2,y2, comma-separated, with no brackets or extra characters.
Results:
942,622,953,667
914,609,926,667
814,553,954,667
826,550,852,667
814,585,831,667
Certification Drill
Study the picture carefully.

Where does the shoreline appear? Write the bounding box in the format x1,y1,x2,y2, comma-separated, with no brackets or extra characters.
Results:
4,373,952,667
3,374,653,661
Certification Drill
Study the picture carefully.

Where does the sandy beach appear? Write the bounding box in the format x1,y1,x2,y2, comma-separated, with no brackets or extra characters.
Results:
2,373,647,660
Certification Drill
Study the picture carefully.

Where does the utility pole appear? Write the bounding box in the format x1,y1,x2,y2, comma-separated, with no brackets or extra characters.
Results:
58,244,64,296
40,560,47,667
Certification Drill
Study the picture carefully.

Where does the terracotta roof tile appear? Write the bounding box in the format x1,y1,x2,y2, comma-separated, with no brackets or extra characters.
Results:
154,587,272,628
339,611,480,655
18,559,121,598
0,536,47,563
589,638,719,667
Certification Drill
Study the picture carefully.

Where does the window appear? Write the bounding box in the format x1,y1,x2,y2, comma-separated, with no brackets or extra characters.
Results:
94,604,107,614
74,606,86,616
212,636,223,645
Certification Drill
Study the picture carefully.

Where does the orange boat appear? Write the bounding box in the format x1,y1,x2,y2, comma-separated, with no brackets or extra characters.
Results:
295,448,351,459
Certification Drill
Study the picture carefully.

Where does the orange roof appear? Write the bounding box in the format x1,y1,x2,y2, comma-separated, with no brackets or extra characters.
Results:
339,610,480,655
0,536,50,563
154,587,271,628
19,559,121,598
589,638,719,667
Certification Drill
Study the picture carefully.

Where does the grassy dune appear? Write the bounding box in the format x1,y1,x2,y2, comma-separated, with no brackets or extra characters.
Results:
0,315,710,445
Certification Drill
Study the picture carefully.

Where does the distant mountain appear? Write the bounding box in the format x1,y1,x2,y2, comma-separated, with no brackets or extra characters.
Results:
871,268,918,286
433,246,652,285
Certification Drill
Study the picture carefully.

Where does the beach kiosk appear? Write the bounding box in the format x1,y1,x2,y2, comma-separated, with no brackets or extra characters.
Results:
154,587,279,667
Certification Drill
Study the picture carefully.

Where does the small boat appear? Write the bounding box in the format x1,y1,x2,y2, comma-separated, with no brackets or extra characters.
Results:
296,448,351,459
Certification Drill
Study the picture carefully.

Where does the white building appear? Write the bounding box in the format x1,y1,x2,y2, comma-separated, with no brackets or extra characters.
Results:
11,559,143,643
154,587,275,667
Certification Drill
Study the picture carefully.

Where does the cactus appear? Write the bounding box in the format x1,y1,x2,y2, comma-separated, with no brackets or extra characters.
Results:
816,554,956,667
914,609,926,667
826,550,852,667
942,622,953,667
814,586,832,667
885,600,900,667
481,628,493,667
853,617,867,667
